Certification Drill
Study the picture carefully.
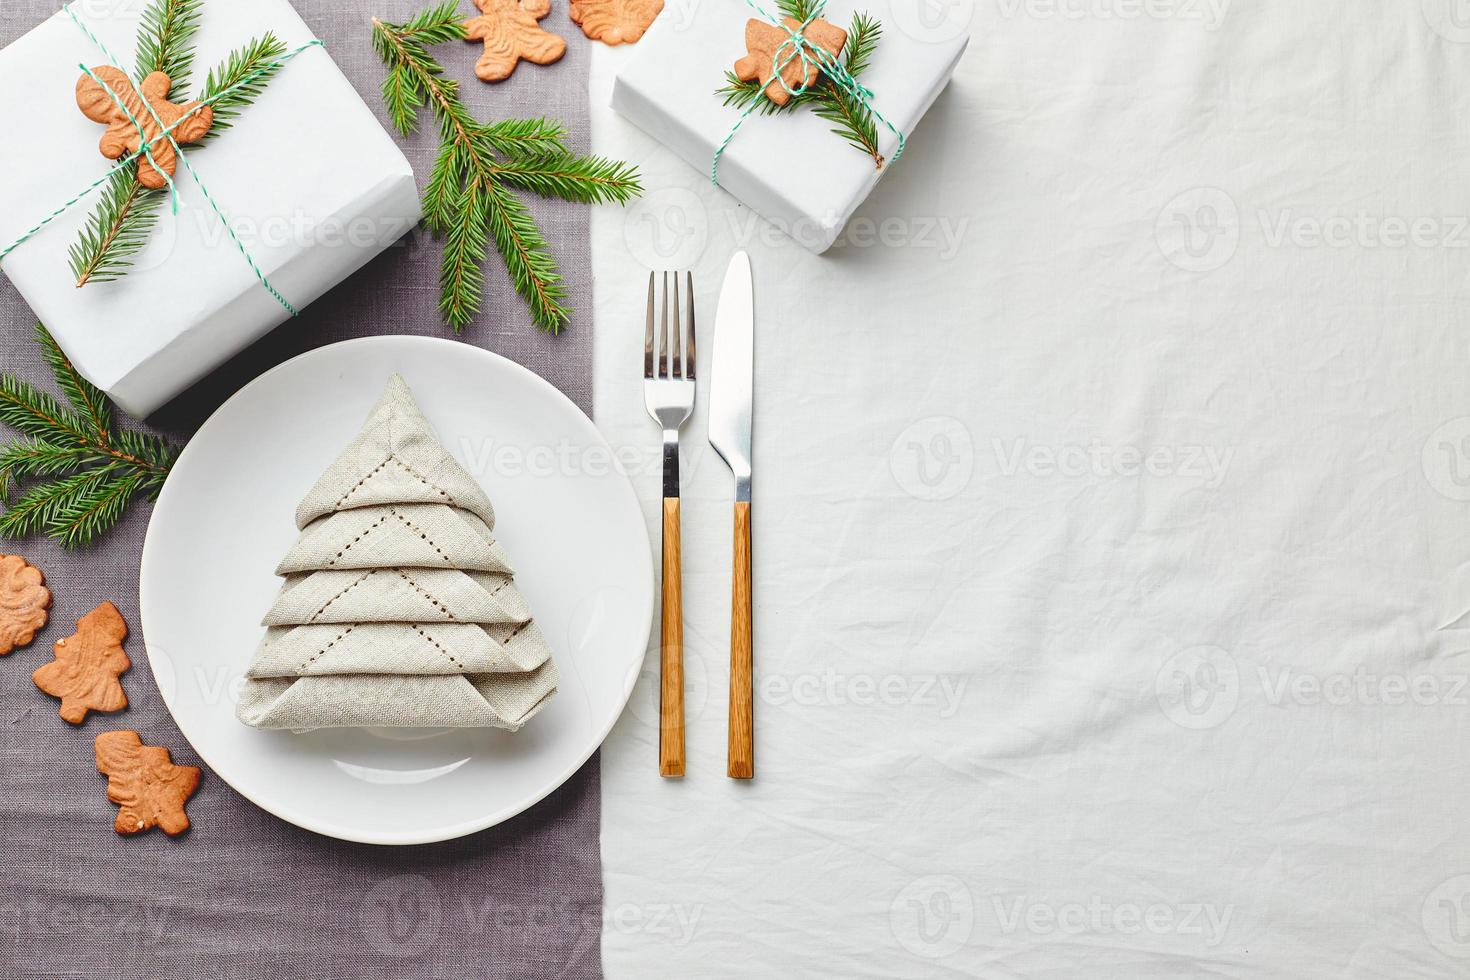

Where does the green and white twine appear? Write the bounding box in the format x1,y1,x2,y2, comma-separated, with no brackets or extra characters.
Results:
0,8,322,316
711,0,906,186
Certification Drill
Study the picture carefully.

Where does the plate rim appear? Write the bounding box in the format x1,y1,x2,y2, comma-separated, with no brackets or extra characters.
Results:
139,335,652,845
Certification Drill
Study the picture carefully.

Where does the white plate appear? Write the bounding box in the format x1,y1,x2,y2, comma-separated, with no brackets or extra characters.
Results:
140,336,652,844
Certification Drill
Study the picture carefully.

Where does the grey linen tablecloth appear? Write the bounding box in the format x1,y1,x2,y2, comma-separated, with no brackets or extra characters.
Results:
0,2,603,977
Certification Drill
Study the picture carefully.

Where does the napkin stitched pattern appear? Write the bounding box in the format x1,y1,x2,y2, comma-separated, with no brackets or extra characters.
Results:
236,375,558,731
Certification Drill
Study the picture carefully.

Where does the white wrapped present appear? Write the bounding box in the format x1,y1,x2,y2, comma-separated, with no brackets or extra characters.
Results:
0,0,420,417
611,0,968,253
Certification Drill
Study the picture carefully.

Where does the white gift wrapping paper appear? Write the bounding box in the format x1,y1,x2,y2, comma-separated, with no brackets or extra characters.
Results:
611,0,967,253
0,0,420,417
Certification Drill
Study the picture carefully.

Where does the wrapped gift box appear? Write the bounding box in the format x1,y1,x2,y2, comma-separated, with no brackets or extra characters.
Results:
611,0,968,253
0,0,420,417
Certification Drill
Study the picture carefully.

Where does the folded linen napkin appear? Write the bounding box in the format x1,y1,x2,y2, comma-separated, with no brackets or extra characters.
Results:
236,376,558,731
275,504,513,574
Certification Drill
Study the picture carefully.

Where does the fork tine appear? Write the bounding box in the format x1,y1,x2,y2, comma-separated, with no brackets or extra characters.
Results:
684,271,696,380
659,272,670,378
671,273,683,378
644,271,655,379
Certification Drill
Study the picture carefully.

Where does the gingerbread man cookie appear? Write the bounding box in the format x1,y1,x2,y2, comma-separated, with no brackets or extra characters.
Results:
95,731,201,836
32,601,130,724
76,67,214,190
568,0,664,45
464,0,567,82
0,555,50,655
734,16,847,105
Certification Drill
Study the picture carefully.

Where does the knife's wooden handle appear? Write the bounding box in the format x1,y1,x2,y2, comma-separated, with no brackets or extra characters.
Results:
728,500,754,779
660,497,685,777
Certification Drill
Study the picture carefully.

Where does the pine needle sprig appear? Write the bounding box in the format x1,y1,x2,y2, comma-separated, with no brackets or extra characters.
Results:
715,7,887,168
200,33,290,137
780,0,822,22
816,13,883,165
135,0,204,98
372,5,642,333
842,12,882,77
374,1,467,137
67,158,169,288
489,156,645,205
481,118,570,158
0,377,91,446
35,323,112,437
0,325,179,548
483,178,567,329
439,178,490,327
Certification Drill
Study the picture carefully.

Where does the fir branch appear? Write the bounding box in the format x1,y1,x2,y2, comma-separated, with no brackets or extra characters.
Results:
482,178,567,331
480,118,569,158
50,468,148,550
33,323,112,439
842,12,882,78
0,326,179,548
489,156,644,205
717,70,818,116
135,0,204,98
714,10,887,168
68,169,167,287
0,376,92,445
372,2,467,137
777,0,821,22
815,13,884,167
0,441,95,499
423,142,464,235
371,7,642,333
200,34,290,138
439,178,490,328
0,468,119,541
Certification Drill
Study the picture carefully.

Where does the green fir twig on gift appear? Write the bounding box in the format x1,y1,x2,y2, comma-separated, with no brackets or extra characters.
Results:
0,325,179,549
717,0,886,169
371,2,643,333
68,0,291,287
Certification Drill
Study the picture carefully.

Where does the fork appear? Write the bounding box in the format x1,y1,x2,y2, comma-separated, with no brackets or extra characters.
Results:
644,270,696,777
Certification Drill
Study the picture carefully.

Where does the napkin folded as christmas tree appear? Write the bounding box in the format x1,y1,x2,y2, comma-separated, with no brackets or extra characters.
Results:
236,376,558,731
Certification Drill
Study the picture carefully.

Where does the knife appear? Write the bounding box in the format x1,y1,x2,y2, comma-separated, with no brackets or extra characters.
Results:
709,251,755,780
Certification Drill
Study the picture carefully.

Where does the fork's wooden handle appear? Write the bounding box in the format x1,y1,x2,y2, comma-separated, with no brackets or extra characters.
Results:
728,501,754,779
660,497,685,777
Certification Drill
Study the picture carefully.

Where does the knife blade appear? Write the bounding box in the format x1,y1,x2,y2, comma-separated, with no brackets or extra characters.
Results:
709,251,755,779
709,251,753,501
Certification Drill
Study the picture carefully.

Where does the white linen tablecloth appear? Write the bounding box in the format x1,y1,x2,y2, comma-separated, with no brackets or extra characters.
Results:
591,1,1470,975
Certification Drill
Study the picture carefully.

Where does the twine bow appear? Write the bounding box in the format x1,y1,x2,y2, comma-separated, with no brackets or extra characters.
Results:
711,0,906,186
0,8,322,316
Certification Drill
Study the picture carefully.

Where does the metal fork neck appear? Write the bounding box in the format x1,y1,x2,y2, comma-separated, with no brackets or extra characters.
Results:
663,430,680,499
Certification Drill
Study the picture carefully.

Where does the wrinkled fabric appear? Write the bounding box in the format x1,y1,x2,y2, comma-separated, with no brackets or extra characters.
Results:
591,3,1470,977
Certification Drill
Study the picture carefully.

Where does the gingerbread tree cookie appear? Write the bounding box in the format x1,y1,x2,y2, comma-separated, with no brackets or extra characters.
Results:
0,555,50,655
464,0,567,82
95,731,201,836
734,16,847,105
568,0,664,45
76,67,214,190
32,601,130,724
